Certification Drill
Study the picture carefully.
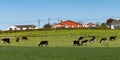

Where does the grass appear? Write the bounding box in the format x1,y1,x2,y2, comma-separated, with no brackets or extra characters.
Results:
1,29,120,37
0,29,120,47
0,47,120,60
0,29,120,60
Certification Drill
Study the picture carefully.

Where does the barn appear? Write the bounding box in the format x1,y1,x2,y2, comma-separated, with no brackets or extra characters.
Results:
8,25,38,30
53,20,83,28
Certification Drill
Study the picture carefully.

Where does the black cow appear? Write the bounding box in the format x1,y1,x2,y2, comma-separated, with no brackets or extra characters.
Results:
38,40,48,46
89,36,96,42
73,40,80,46
1,38,10,44
109,36,117,41
100,38,107,43
78,36,84,41
22,36,28,40
81,40,89,45
16,37,20,42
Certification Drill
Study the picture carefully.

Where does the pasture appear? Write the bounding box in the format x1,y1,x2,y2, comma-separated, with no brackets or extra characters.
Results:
0,29,120,47
0,29,120,60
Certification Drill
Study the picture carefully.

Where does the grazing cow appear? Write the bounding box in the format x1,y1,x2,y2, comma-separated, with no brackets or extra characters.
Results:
1,38,10,44
89,36,96,42
73,40,80,46
109,36,117,41
16,37,20,42
22,36,28,40
81,40,89,45
100,38,107,43
38,40,48,46
78,36,84,41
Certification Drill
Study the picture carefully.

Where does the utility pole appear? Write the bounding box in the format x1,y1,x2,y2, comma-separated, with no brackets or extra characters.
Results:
38,19,40,28
48,17,50,24
58,18,60,23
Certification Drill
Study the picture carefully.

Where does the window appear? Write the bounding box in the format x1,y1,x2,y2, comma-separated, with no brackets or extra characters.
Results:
14,28,17,30
9,28,12,31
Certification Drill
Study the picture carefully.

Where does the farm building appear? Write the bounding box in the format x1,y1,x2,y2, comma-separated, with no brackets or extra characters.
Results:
8,25,38,30
108,20,120,29
53,20,83,28
84,22,97,28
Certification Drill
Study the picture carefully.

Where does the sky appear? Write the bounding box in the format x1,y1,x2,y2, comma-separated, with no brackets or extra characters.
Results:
0,0,120,30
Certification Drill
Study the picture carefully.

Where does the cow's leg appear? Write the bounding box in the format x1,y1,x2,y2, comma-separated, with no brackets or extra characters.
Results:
1,41,4,44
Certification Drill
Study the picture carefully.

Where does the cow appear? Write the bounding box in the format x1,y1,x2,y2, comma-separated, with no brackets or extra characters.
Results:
22,36,28,40
100,38,107,43
78,36,84,41
73,40,80,46
89,36,96,42
1,38,10,44
109,36,117,41
16,37,20,42
81,40,89,45
38,40,48,46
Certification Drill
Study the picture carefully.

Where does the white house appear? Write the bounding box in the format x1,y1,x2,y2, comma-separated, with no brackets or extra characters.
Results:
8,25,38,30
108,20,120,29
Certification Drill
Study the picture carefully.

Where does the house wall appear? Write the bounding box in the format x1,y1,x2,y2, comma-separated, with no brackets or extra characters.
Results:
110,25,120,29
111,25,115,29
54,24,65,28
8,25,20,30
8,25,38,30
85,25,96,28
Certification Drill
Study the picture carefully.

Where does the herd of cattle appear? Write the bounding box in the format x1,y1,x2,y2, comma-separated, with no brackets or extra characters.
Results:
1,36,28,44
73,35,117,46
1,35,117,46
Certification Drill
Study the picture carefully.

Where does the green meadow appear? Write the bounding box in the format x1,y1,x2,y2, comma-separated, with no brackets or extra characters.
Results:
0,29,120,60
0,29,120,47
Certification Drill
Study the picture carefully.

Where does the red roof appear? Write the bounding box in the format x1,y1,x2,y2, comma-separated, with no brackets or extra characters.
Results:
63,20,83,25
54,20,83,28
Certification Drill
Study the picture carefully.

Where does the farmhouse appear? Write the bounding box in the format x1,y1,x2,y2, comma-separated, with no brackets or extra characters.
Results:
53,20,83,28
84,22,97,28
8,25,38,30
108,20,120,29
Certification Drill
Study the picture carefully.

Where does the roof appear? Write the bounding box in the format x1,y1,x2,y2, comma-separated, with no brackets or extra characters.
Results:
14,25,37,28
86,22,96,26
110,20,120,25
63,20,83,25
54,20,83,26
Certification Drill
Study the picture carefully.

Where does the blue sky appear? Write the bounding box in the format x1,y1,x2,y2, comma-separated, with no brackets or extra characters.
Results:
0,0,120,30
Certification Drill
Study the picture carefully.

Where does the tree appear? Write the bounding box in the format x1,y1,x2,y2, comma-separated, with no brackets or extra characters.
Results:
99,23,107,29
43,23,52,28
106,18,114,25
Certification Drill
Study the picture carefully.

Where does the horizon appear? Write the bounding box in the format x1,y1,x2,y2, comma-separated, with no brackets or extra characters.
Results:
0,0,120,30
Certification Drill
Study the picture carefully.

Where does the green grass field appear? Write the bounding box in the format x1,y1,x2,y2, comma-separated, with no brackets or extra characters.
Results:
0,29,120,47
0,29,120,60
0,47,120,60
